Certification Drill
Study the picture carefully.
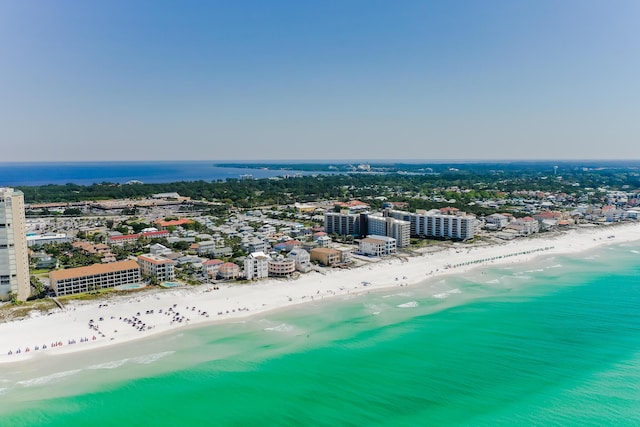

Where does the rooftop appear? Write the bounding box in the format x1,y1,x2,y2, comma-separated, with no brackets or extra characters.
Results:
49,259,139,281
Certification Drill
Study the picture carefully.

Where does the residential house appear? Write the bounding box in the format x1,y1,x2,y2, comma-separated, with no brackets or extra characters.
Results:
244,252,270,280
202,259,224,278
217,262,241,280
359,235,397,257
310,248,341,266
287,249,311,273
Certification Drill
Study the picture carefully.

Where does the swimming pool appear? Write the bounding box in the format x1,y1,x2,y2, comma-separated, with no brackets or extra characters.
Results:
115,284,147,291
161,282,183,288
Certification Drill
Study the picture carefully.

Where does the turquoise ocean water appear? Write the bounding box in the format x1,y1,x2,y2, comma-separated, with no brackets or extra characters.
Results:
2,243,640,426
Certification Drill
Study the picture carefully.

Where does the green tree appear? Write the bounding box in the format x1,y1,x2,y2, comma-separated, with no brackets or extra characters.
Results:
30,275,46,298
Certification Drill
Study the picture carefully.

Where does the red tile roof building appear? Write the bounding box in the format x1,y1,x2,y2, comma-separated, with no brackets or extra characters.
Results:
107,230,169,245
154,218,194,230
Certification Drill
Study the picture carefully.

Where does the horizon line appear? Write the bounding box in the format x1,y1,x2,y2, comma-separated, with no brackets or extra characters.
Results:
1,158,640,165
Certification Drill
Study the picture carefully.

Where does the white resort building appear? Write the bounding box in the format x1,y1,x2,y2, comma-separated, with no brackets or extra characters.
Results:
324,211,362,236
388,209,476,241
366,214,411,248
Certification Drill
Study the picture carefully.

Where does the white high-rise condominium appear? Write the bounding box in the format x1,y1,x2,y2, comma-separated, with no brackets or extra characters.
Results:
0,187,30,301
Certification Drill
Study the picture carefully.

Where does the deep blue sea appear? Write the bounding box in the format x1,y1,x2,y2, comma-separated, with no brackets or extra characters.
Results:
1,243,640,426
0,161,315,186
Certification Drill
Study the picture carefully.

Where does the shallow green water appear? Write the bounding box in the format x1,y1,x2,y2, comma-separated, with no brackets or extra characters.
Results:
2,244,640,426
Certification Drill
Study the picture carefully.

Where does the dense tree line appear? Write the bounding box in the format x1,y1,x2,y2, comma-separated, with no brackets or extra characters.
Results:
16,163,639,209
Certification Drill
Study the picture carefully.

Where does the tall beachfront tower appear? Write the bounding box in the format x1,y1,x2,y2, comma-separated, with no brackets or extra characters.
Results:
0,187,30,301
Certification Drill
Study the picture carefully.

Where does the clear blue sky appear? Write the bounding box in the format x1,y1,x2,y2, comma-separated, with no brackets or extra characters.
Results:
1,0,639,162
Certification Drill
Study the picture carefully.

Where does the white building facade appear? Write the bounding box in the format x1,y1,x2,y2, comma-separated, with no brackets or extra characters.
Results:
287,249,312,272
389,209,475,241
244,252,269,280
484,214,509,230
359,235,397,257
324,211,361,236
366,214,411,248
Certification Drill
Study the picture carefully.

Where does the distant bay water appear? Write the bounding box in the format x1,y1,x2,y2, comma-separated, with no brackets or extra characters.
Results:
2,243,640,426
0,161,320,186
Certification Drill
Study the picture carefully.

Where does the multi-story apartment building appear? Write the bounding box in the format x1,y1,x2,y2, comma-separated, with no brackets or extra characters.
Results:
137,254,175,282
244,252,269,280
420,212,475,240
365,214,411,248
388,209,475,241
324,211,362,236
49,260,141,296
0,187,30,301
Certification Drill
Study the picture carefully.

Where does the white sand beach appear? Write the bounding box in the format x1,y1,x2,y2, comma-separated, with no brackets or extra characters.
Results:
2,222,640,364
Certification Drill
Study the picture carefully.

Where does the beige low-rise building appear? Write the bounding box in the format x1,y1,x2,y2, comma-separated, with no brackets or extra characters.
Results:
202,259,224,278
310,247,341,266
137,254,175,282
49,260,140,296
218,262,241,280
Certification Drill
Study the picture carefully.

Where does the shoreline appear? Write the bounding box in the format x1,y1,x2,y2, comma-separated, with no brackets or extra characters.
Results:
2,222,640,365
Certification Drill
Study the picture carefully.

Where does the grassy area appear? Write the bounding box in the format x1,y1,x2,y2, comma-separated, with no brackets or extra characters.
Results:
0,298,59,323
58,290,116,302
57,286,155,302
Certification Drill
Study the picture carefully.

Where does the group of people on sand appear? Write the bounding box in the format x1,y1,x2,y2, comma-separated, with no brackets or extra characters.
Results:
6,336,97,356
91,300,236,337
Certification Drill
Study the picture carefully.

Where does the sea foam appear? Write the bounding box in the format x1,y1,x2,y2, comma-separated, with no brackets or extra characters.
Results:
264,323,295,333
433,289,462,299
17,369,83,387
397,301,418,308
130,351,175,365
88,358,131,370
